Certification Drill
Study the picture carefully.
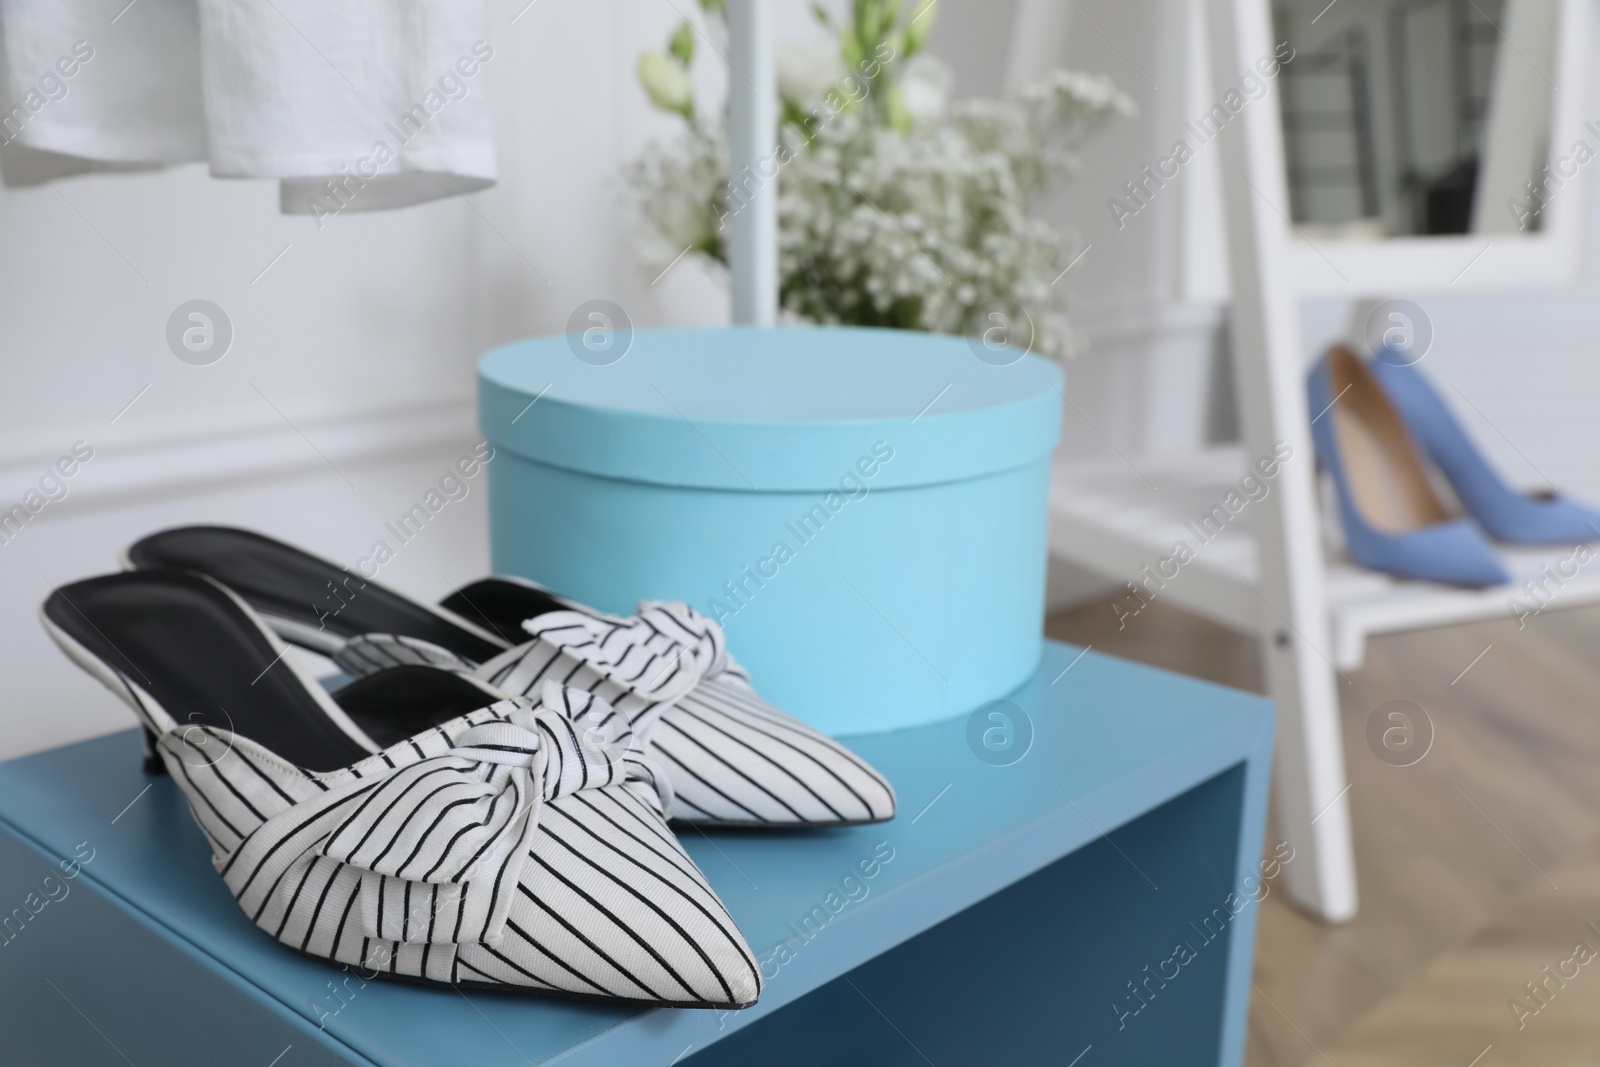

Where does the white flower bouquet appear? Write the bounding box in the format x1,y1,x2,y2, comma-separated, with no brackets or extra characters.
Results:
629,0,1134,357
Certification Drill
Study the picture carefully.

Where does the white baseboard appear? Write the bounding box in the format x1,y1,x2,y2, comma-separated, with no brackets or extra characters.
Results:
0,398,478,523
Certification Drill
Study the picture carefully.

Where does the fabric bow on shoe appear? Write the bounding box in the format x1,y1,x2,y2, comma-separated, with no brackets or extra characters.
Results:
225,684,668,949
509,601,732,703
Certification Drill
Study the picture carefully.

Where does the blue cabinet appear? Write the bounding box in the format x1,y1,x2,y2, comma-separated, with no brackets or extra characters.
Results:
0,641,1272,1066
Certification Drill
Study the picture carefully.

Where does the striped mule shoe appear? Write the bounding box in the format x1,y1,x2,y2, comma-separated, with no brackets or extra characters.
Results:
41,571,761,1009
124,526,897,829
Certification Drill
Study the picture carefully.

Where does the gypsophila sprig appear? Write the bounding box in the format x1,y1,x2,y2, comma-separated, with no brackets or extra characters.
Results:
627,3,1133,357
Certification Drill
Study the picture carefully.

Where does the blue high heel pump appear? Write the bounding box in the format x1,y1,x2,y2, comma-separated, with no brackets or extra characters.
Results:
1372,350,1600,545
1309,346,1509,587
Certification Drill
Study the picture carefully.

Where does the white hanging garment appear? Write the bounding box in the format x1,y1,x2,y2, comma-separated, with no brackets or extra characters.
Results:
0,0,206,164
0,0,496,212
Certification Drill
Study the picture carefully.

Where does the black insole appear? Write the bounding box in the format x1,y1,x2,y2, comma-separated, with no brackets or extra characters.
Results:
439,579,567,645
45,571,372,772
126,526,509,662
332,666,506,748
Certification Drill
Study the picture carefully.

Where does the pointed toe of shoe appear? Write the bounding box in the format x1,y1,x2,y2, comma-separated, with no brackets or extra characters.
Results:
1484,493,1600,546
722,957,763,1009
459,786,762,1008
651,677,897,827
1553,497,1600,543
1346,518,1509,588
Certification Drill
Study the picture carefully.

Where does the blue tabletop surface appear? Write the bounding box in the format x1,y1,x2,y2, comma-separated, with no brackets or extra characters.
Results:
0,641,1271,1066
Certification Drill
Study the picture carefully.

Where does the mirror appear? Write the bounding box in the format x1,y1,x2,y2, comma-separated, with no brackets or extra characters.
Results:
1273,0,1559,238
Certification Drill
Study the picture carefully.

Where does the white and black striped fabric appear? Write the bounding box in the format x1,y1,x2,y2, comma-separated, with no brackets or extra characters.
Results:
333,601,897,827
153,683,760,1007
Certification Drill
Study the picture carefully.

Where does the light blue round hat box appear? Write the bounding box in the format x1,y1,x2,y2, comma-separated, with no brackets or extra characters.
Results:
478,326,1062,736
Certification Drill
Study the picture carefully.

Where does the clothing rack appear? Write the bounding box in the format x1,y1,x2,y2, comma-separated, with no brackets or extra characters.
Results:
727,0,777,326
